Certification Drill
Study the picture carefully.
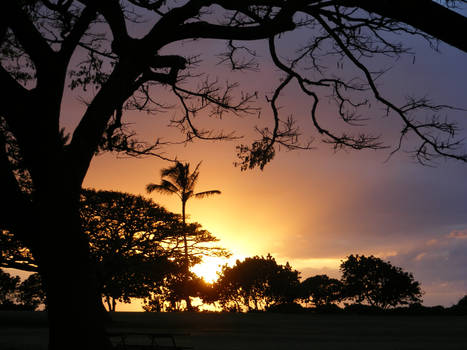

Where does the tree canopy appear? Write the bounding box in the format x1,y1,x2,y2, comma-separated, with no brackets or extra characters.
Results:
0,269,20,307
208,254,300,312
299,274,343,306
340,254,423,309
82,189,228,310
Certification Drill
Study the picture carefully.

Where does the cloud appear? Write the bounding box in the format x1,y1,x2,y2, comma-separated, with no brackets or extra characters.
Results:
278,160,467,260
447,230,467,239
387,230,467,306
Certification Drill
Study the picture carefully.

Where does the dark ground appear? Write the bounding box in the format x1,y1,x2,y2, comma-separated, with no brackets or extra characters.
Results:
1,311,467,349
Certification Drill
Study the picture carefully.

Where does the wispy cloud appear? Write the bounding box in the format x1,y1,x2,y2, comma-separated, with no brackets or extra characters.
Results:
388,230,467,306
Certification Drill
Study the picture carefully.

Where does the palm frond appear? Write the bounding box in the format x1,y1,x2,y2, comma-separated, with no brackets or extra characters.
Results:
189,161,201,184
177,162,189,191
194,190,221,198
160,163,182,183
146,180,179,195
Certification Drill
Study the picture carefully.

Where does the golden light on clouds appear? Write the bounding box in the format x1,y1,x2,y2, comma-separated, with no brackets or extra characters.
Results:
291,258,341,270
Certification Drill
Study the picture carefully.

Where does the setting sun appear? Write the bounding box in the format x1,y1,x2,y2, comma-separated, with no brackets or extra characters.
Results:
191,255,245,283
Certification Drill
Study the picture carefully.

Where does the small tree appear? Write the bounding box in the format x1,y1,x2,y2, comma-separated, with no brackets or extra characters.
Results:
143,272,206,312
266,261,301,306
340,254,423,309
211,255,300,312
300,275,342,307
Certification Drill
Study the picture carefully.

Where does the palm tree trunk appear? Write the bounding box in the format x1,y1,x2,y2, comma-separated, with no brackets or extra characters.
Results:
181,200,193,311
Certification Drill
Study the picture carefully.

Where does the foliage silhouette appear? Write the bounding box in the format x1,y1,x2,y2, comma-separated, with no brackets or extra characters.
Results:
81,189,182,311
299,274,343,306
0,229,37,272
146,161,221,310
455,295,467,309
17,272,46,310
83,189,227,310
1,1,466,347
143,273,207,312
340,254,423,309
0,269,44,310
450,295,467,315
206,254,300,312
0,268,20,308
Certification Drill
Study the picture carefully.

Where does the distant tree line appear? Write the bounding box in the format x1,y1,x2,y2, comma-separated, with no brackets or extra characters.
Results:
192,254,466,315
2,188,466,314
193,254,424,312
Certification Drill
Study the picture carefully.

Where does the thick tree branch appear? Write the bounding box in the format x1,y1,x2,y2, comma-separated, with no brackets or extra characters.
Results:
146,0,213,41
2,1,56,73
67,65,146,185
146,0,296,46
340,0,467,53
0,66,30,134
79,0,128,39
175,20,296,42
60,5,98,61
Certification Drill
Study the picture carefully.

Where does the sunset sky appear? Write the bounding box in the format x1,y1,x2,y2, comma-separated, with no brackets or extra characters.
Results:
46,8,467,310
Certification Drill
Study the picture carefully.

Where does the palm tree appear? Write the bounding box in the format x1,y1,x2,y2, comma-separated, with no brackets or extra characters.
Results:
146,161,221,310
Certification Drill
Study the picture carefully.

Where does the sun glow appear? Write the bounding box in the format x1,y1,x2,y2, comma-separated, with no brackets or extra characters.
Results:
191,255,245,283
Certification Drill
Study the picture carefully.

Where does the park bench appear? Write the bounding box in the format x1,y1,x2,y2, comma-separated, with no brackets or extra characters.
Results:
107,331,193,350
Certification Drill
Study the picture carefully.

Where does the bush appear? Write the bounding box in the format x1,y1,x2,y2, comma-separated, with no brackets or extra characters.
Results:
449,295,467,315
267,302,306,313
0,302,36,311
344,303,383,314
314,303,342,314
388,303,446,315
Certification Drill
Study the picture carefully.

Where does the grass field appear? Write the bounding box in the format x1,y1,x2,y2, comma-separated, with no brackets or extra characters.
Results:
1,311,467,349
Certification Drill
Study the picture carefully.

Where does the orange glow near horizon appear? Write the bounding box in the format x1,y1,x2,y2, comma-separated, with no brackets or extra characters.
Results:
191,254,246,283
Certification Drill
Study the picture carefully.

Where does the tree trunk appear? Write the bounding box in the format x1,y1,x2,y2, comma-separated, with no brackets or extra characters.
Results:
181,200,193,311
31,187,112,350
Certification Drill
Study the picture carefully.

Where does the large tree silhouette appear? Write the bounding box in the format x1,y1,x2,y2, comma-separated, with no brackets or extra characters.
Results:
340,254,423,309
1,1,466,348
210,255,300,312
146,161,221,310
